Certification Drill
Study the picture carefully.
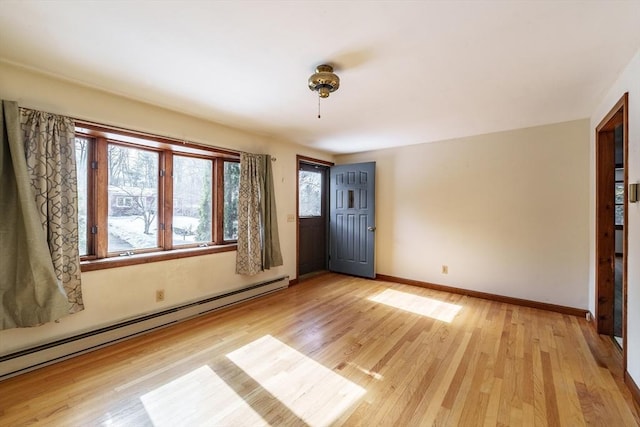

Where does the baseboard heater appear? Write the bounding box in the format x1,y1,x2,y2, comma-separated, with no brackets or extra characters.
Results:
0,275,289,381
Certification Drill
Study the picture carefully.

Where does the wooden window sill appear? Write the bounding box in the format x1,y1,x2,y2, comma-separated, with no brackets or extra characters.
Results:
81,244,237,272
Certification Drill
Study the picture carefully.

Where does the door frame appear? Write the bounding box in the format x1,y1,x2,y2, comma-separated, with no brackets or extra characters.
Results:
595,92,628,371
295,155,334,283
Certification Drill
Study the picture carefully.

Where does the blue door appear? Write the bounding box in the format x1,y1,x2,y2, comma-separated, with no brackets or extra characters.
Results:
329,162,376,278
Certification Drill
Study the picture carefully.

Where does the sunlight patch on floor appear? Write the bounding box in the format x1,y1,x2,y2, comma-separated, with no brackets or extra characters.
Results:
115,345,220,392
369,288,462,322
140,365,267,426
226,334,366,427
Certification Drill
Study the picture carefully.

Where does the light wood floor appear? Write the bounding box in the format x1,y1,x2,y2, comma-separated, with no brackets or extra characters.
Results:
1,273,638,426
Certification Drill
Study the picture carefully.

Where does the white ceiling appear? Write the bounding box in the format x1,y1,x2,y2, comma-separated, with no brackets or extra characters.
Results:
1,1,640,154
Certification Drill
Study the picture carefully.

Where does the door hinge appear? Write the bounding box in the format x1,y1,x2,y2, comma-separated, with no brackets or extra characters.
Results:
90,161,98,170
159,223,165,231
90,225,98,234
159,170,166,177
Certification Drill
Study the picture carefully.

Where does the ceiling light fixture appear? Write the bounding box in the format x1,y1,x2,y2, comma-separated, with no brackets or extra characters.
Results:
308,64,340,118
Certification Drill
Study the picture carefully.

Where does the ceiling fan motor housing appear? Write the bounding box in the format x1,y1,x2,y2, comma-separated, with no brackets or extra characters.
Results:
308,64,340,98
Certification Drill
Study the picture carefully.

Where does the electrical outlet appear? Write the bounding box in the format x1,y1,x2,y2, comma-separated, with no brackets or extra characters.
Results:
287,214,295,222
156,289,165,302
441,265,448,274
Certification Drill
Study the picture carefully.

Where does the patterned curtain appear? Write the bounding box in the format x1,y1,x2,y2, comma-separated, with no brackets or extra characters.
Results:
235,153,283,275
20,107,84,315
0,101,68,329
236,153,263,275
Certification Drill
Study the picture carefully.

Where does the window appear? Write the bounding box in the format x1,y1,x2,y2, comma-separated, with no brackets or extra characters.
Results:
615,183,624,226
615,167,624,226
108,144,159,252
75,137,90,256
173,155,212,246
298,167,323,217
223,161,240,241
75,123,240,270
115,196,134,208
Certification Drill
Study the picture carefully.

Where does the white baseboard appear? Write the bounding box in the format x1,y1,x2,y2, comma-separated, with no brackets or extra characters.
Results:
0,276,288,381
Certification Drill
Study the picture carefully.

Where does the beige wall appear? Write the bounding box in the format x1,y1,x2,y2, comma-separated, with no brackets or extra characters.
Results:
0,61,333,354
337,120,590,308
589,47,640,386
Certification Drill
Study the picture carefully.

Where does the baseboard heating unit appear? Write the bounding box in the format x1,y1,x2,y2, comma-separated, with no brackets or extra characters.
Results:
0,275,289,381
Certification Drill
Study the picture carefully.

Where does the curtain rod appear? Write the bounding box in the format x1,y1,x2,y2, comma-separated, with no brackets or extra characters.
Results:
72,117,242,157
24,106,278,160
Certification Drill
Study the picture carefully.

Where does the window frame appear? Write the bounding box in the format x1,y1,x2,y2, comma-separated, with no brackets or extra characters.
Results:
75,122,239,272
74,135,94,258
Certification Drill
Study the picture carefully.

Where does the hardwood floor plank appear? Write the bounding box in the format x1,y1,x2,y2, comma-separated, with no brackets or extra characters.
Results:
0,273,638,426
483,377,503,426
455,349,490,425
532,340,549,427
415,331,474,426
541,350,562,426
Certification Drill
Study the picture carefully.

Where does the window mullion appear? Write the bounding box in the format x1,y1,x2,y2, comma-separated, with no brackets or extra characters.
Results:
163,153,174,250
95,137,109,258
214,159,224,245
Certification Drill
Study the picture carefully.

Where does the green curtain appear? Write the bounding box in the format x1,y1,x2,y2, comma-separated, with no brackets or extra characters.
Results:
235,153,282,275
0,101,70,329
262,155,282,269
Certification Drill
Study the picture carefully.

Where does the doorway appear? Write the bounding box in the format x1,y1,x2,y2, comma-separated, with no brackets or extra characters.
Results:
297,157,331,278
296,156,378,282
595,93,628,369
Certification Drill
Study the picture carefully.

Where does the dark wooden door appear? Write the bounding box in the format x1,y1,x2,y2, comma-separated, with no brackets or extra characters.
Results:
298,163,328,276
595,93,628,368
329,162,376,279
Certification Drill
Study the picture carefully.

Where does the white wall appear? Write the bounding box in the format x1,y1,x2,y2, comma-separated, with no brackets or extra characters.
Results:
0,61,333,355
337,120,590,309
590,47,640,386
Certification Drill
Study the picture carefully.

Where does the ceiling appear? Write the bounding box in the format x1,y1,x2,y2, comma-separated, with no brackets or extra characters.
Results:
1,1,640,154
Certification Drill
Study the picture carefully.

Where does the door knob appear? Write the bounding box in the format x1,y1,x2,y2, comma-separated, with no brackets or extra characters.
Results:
367,226,376,231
